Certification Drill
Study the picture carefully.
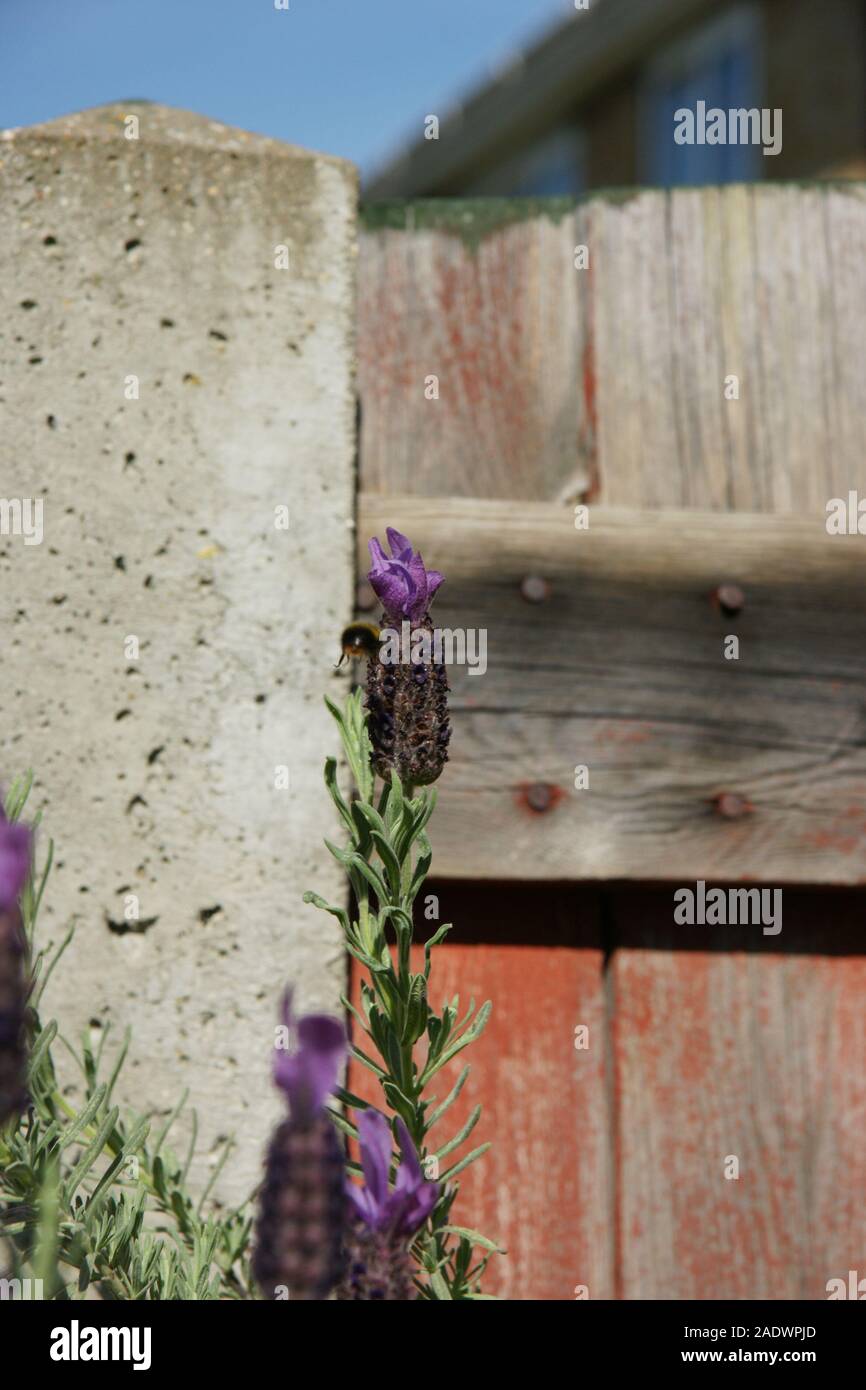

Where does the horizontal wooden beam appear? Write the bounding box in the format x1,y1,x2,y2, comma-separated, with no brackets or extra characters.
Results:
358,495,866,885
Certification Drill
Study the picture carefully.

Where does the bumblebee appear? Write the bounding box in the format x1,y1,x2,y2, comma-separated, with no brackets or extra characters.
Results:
336,621,381,668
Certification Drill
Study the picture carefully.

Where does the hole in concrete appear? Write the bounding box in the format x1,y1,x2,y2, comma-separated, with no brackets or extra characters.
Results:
106,913,158,936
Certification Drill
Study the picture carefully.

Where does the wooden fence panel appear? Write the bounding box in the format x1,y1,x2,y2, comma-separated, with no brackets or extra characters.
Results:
609,889,866,1300
359,187,866,510
356,187,866,1300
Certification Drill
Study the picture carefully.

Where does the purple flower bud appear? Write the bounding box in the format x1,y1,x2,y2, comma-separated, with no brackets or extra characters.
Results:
253,991,348,1300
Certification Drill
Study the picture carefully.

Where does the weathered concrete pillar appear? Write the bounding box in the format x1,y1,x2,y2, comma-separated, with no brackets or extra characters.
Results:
0,104,357,1200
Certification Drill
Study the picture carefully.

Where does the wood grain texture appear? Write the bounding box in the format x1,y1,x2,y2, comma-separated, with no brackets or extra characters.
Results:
355,187,866,1302
609,889,866,1300
347,884,613,1301
358,202,593,502
590,183,866,512
359,186,866,510
359,494,866,885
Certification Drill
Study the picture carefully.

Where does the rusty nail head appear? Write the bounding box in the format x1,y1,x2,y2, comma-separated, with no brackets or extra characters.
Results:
714,583,745,616
521,575,551,604
714,792,752,820
526,782,554,813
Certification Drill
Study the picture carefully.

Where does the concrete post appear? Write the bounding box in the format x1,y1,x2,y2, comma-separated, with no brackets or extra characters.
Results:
0,104,357,1200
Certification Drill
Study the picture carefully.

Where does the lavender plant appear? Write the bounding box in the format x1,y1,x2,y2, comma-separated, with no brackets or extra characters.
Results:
300,530,501,1299
2,530,500,1301
0,775,252,1300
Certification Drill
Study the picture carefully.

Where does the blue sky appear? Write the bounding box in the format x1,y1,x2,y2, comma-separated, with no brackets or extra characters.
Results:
1,0,571,180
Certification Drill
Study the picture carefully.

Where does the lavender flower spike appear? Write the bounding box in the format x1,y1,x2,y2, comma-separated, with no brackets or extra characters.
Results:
0,808,31,1127
365,527,451,787
338,1109,439,1300
367,527,443,627
253,991,348,1301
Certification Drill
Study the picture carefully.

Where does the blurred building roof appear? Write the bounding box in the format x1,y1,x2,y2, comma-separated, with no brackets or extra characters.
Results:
365,0,866,197
365,0,717,197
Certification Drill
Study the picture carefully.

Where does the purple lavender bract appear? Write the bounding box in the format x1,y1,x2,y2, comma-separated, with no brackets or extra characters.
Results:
337,1109,438,1300
367,528,443,627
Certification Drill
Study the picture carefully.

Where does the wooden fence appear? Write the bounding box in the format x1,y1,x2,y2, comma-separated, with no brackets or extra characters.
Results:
351,186,866,1300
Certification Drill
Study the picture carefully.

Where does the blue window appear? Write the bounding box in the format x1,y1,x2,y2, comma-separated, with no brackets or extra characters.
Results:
640,5,764,186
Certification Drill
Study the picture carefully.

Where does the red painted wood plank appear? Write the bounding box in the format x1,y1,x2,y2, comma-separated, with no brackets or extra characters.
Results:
610,889,866,1299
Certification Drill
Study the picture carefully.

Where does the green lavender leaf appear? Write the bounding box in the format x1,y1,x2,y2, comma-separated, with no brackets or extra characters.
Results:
420,1001,493,1084
427,1064,470,1129
62,1105,120,1204
423,921,454,977
382,1081,417,1130
435,1105,482,1161
348,1044,387,1082
402,973,429,1045
302,889,350,934
440,1142,492,1182
323,755,355,839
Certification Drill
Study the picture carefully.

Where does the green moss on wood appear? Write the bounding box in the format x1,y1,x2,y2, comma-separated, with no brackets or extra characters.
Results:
360,197,575,250
362,182,866,248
